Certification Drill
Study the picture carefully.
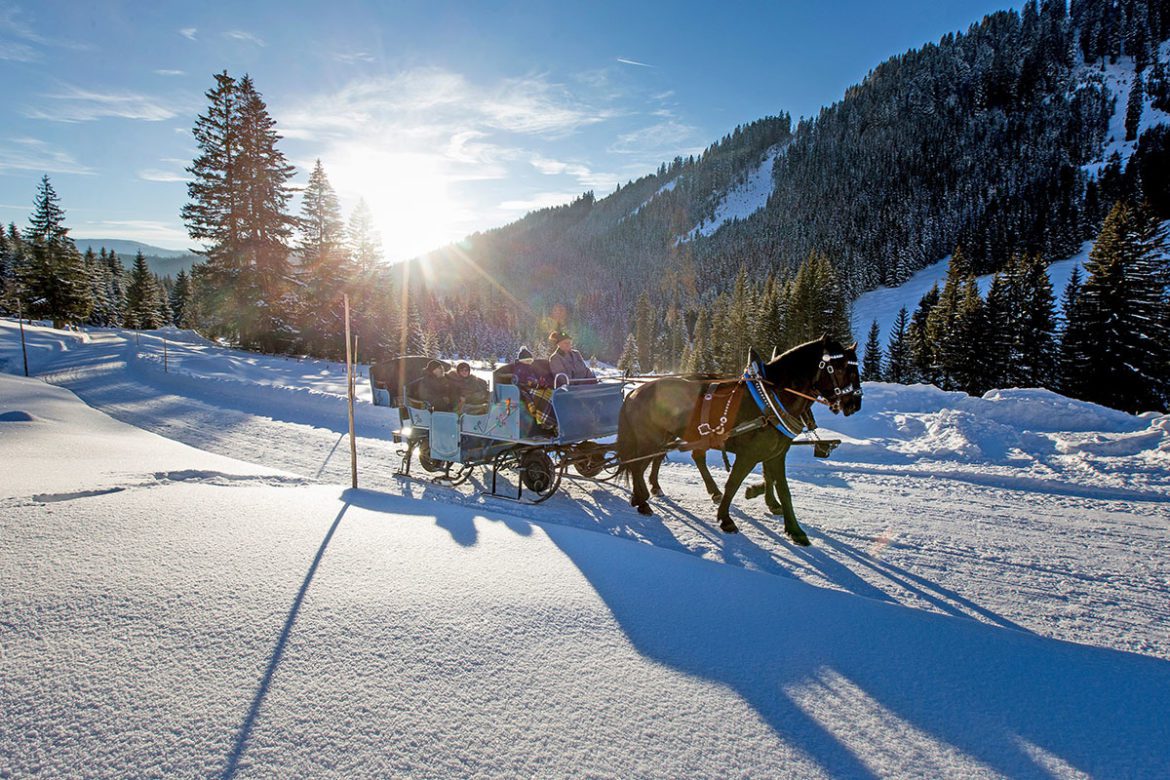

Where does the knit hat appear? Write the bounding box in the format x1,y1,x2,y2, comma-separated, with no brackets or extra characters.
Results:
549,329,571,345
456,361,471,372
517,346,534,363
425,359,444,374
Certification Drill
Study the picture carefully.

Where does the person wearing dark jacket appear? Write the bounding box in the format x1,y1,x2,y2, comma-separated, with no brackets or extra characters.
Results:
415,359,453,412
510,347,556,431
446,361,489,410
548,330,596,386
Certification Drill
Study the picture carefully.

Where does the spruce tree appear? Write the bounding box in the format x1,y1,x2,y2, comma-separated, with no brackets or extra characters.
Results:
348,198,384,276
634,292,656,372
22,175,91,328
1015,253,1058,387
182,71,296,349
982,267,1016,389
125,251,163,329
617,333,640,374
1070,200,1168,411
170,270,193,328
298,159,352,355
909,284,941,384
861,320,883,382
884,307,912,384
1126,71,1144,142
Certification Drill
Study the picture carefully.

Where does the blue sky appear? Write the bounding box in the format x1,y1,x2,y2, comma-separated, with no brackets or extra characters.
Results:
1,1,1016,260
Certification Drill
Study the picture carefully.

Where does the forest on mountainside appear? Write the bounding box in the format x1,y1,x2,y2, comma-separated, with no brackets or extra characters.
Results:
2,0,1167,412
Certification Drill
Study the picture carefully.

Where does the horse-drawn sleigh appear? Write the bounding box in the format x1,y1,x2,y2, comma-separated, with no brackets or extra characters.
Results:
370,336,862,544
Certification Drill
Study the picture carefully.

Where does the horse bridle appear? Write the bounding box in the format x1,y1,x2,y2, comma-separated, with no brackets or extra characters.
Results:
815,351,862,414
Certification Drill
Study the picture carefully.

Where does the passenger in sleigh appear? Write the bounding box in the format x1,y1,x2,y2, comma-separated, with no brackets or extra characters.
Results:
446,361,490,413
510,346,557,433
548,329,597,387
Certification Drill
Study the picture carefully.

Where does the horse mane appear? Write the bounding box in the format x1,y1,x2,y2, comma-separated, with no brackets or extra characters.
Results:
769,337,831,367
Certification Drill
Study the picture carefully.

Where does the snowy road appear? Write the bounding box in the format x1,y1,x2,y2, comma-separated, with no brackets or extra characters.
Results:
5,319,1170,665
4,321,1170,777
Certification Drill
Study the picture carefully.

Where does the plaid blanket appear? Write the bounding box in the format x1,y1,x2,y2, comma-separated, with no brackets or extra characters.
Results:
522,386,557,432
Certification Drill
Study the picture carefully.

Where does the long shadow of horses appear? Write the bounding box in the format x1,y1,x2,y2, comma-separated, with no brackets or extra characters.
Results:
533,518,1170,778
321,491,1170,777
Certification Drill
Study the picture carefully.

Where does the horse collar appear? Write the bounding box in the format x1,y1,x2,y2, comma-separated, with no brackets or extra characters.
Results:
743,361,803,438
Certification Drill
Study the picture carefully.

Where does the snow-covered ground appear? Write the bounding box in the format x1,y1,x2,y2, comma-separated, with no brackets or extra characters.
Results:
1079,46,1170,176
852,243,1092,348
3,319,1169,777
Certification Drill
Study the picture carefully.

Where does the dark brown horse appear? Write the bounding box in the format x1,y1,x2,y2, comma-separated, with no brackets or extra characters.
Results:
615,336,862,543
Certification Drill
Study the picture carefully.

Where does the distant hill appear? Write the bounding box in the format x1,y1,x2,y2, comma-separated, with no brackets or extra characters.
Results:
73,238,199,279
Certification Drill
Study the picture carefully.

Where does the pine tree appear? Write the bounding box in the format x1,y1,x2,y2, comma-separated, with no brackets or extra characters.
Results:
348,198,384,276
617,333,639,374
1015,253,1058,387
21,175,91,328
908,284,940,384
170,270,193,328
861,320,884,381
688,307,716,373
982,267,1016,389
1069,200,1169,411
1126,71,1144,142
125,251,163,329
182,71,296,349
925,250,975,390
298,159,352,355
884,307,912,384
1057,265,1088,396
634,292,656,372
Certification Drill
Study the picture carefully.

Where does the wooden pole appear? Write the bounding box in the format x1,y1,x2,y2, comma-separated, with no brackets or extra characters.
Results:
18,300,29,377
344,294,358,489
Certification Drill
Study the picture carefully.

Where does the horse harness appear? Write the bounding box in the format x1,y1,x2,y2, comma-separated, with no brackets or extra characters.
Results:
683,349,861,451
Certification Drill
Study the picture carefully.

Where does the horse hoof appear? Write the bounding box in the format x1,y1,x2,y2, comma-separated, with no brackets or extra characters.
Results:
719,519,739,534
744,483,765,500
637,503,654,516
710,491,723,504
650,485,663,496
787,529,811,546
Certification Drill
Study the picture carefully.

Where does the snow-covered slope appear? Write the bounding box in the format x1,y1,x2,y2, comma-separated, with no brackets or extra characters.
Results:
679,143,785,242
3,320,1170,776
1080,46,1170,176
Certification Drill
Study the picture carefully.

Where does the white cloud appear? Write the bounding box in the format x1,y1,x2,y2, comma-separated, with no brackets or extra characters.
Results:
154,69,185,77
0,137,94,175
333,51,375,64
179,27,197,40
616,57,654,68
138,169,187,183
25,85,180,123
224,29,265,47
76,219,189,247
609,119,701,156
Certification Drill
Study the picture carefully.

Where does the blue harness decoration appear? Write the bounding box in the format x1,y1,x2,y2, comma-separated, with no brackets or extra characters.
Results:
743,359,804,439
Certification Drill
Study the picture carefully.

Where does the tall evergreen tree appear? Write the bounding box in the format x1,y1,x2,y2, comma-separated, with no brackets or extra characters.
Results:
861,320,884,382
1015,253,1059,387
909,284,941,384
884,306,913,384
617,333,640,374
298,159,352,355
1126,71,1145,142
634,292,656,372
1067,200,1168,411
125,251,163,329
21,175,91,328
182,72,296,349
347,198,384,276
170,269,193,328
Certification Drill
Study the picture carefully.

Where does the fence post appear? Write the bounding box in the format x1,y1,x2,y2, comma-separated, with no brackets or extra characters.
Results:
344,294,357,489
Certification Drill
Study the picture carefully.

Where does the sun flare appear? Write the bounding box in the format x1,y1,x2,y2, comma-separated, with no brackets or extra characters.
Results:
325,146,469,262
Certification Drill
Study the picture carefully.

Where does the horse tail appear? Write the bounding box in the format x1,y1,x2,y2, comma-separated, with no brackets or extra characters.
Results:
614,396,639,485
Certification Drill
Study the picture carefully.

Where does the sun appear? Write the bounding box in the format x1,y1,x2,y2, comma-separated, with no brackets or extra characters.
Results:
325,145,468,263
